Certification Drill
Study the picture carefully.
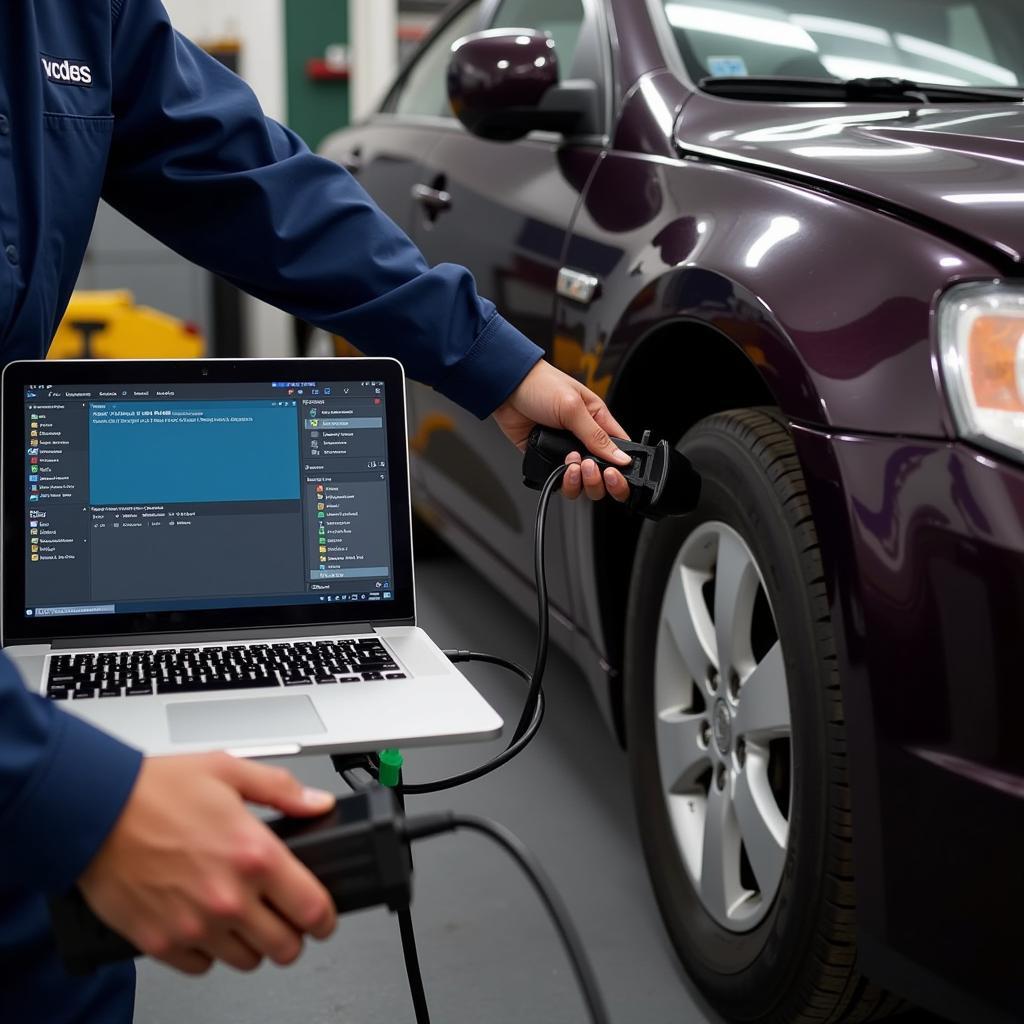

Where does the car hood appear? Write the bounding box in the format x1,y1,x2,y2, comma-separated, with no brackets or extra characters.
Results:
676,97,1024,266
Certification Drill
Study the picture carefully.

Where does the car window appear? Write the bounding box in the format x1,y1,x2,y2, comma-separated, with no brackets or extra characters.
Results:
490,0,586,77
392,2,483,118
658,0,1024,89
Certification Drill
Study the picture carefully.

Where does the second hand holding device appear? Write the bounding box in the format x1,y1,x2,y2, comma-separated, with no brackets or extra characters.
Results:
49,788,610,1024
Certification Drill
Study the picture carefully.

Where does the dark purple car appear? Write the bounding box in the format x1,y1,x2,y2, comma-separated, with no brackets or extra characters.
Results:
322,2,1024,1021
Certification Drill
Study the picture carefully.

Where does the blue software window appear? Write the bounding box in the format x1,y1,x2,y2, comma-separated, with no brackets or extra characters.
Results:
25,380,393,617
89,402,299,505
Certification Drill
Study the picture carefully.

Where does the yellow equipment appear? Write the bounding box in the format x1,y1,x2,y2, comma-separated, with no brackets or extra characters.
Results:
50,290,205,359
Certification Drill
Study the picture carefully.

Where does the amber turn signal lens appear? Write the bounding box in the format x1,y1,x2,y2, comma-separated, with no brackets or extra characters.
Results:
967,314,1024,412
940,284,1024,460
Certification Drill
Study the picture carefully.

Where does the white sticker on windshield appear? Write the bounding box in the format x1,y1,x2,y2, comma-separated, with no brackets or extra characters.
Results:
707,56,749,77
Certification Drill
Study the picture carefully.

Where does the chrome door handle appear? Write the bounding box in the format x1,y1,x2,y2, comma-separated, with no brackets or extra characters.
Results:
411,183,452,213
557,267,600,305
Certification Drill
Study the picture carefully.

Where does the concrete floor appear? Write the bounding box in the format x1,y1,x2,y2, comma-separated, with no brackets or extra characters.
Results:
135,549,945,1024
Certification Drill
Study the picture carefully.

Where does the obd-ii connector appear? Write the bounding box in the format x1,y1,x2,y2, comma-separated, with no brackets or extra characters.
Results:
51,787,416,975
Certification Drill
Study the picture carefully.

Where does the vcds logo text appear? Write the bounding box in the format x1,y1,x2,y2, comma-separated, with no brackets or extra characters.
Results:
41,56,93,87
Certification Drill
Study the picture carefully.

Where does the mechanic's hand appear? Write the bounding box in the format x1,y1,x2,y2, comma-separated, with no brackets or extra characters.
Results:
494,360,631,502
78,752,338,976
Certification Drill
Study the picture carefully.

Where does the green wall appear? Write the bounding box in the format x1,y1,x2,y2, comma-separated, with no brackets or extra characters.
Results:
285,0,350,150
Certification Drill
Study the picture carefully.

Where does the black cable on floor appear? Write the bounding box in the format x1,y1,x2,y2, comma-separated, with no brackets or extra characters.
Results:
396,905,430,1024
394,774,430,1024
336,764,430,1023
405,813,611,1024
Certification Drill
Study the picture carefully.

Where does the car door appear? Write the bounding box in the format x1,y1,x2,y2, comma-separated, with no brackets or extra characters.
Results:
320,1,486,236
319,3,488,464
408,0,610,618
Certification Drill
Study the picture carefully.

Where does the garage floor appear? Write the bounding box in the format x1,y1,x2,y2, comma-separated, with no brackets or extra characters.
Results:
135,548,946,1024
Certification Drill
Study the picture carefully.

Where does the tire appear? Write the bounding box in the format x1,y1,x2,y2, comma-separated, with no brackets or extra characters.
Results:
624,408,900,1024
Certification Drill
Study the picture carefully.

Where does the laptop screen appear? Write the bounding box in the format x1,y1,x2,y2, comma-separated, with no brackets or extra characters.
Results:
3,359,415,642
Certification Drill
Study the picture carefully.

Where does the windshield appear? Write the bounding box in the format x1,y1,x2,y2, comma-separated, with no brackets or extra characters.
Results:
658,0,1024,90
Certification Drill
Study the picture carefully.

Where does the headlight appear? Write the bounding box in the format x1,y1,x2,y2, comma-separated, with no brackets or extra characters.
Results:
938,282,1024,461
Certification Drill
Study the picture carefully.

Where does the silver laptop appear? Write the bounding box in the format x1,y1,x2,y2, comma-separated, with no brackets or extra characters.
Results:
1,357,502,757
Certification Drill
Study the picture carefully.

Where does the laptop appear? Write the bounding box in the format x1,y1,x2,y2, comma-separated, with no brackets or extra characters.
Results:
1,358,502,757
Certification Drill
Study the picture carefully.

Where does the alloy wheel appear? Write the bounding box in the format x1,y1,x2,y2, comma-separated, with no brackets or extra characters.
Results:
653,521,793,931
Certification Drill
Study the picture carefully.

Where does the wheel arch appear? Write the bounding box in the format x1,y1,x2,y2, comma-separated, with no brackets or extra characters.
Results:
591,313,787,742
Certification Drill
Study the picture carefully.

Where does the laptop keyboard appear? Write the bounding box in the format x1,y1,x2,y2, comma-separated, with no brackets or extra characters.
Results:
46,638,407,701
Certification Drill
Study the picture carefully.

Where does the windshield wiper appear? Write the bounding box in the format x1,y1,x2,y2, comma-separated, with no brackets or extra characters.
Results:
700,75,1024,104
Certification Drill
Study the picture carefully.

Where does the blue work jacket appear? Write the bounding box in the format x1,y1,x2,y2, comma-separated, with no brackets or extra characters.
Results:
0,1,543,1020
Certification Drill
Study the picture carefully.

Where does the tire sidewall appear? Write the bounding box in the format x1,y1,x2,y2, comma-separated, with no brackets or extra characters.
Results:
625,413,832,1016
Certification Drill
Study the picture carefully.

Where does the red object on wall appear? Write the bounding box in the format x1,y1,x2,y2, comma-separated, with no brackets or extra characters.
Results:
306,57,349,81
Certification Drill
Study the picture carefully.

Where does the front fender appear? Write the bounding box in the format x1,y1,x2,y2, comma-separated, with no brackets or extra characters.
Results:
558,149,1002,436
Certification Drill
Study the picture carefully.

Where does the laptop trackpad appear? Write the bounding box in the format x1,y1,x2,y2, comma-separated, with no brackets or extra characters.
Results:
167,696,326,745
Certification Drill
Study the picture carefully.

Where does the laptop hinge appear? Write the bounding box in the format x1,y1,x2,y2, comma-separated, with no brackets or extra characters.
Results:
51,623,377,650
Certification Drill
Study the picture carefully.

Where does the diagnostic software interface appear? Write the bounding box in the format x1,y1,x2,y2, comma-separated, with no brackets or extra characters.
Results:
22,380,395,619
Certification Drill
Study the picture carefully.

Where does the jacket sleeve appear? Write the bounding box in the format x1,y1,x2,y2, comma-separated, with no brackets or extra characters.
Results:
0,655,142,894
102,0,543,419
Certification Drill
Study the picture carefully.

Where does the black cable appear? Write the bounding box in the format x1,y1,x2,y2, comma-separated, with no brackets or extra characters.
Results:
444,650,531,678
398,465,566,795
396,906,430,1024
404,813,610,1024
333,465,573,1022
340,765,433,1024
401,681,545,796
513,464,563,742
342,659,545,796
392,777,431,1024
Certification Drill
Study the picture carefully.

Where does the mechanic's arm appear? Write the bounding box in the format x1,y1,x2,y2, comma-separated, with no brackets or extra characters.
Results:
0,655,336,974
102,0,627,501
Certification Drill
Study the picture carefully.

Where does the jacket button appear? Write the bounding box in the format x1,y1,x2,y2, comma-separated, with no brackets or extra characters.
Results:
5,244,18,265
0,115,8,135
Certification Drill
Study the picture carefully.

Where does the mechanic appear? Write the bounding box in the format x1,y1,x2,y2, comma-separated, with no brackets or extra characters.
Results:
0,3,631,1021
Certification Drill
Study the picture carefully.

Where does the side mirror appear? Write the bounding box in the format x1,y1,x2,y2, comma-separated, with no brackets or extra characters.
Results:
447,28,600,142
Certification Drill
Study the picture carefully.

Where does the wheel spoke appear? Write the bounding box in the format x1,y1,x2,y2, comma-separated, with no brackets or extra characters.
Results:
734,641,790,740
699,781,742,924
659,522,793,933
733,756,788,898
661,565,714,685
713,530,758,681
656,713,710,793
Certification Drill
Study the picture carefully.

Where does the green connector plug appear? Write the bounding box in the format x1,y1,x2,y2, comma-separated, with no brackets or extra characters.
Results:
378,748,404,788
